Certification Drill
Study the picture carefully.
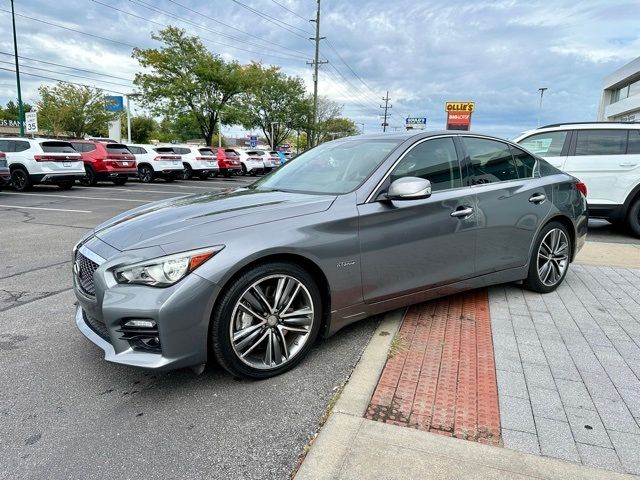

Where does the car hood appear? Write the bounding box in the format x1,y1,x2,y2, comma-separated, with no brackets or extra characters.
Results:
93,189,336,251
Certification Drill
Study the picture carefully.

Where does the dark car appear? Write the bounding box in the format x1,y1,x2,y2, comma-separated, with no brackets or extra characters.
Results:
73,131,587,380
70,141,137,186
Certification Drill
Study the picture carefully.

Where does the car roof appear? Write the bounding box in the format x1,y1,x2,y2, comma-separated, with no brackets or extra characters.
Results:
532,122,640,131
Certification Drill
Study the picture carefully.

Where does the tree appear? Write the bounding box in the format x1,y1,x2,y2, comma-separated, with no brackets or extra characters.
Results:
238,63,309,149
318,117,359,143
132,27,248,146
0,101,32,121
121,115,157,144
307,96,342,147
36,83,116,138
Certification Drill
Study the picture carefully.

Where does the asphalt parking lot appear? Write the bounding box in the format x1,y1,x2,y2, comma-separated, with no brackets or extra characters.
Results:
0,177,377,480
1,177,639,479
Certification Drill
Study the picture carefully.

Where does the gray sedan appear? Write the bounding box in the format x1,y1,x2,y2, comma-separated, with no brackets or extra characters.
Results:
73,131,588,379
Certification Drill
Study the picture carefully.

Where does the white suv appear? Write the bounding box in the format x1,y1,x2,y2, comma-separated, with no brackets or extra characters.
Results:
229,149,263,175
0,137,84,191
127,144,184,183
514,122,640,235
168,145,219,180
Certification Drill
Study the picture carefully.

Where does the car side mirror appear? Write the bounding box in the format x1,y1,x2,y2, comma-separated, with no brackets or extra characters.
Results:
385,177,432,201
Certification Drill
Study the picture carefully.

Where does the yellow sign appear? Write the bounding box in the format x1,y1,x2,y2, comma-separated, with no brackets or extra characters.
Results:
445,101,475,113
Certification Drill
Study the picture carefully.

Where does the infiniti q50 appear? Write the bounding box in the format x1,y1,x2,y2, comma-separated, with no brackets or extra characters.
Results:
73,131,588,379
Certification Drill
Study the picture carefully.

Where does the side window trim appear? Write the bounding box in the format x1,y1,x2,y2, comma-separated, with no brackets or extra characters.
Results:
461,135,523,185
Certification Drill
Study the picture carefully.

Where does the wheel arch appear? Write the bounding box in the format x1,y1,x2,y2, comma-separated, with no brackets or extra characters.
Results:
622,183,640,220
9,162,28,172
543,214,577,261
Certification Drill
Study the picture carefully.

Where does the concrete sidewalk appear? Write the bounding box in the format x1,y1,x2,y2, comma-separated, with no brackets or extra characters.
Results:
295,301,637,479
575,241,640,268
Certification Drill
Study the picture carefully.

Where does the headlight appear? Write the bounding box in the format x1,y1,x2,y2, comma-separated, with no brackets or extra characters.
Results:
113,246,224,287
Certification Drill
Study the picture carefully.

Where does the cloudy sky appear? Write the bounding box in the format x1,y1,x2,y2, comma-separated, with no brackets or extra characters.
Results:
1,0,638,139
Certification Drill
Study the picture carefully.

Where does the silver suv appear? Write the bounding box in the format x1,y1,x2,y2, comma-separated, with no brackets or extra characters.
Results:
515,122,640,235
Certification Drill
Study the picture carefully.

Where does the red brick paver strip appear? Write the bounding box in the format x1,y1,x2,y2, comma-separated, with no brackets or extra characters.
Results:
366,289,501,445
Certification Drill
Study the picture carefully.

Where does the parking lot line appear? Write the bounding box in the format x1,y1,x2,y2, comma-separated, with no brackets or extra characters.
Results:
0,204,92,213
1,192,150,203
76,186,196,195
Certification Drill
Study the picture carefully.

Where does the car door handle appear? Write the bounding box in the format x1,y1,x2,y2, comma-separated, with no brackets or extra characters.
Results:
619,162,637,167
529,193,546,204
450,207,474,218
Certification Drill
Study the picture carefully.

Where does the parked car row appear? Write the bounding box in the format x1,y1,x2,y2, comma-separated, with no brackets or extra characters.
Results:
0,137,287,190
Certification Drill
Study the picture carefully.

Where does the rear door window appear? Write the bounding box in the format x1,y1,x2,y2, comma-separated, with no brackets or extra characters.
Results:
627,130,640,154
464,137,518,183
509,145,538,178
40,141,76,153
575,129,627,155
4,140,30,152
106,144,132,154
519,131,568,157
172,147,190,155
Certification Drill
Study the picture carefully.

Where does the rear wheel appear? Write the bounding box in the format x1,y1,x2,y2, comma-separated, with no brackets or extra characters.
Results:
211,262,322,379
138,165,154,183
79,165,97,186
112,178,127,186
523,221,572,293
11,168,31,191
182,163,193,180
626,197,640,237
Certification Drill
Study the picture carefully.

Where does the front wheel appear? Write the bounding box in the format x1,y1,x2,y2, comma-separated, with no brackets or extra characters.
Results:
523,222,572,293
626,197,640,237
211,262,322,379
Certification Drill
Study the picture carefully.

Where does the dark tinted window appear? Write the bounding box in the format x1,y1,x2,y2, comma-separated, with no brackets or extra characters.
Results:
199,148,215,156
154,147,175,154
172,147,190,155
3,140,30,152
626,130,640,154
390,137,461,192
41,141,75,153
575,129,627,155
128,146,146,154
70,142,95,153
464,137,518,183
519,131,567,157
0,140,7,152
509,145,538,178
106,144,131,154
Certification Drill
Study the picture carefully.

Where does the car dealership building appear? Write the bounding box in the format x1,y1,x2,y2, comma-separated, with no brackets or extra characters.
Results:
598,55,640,122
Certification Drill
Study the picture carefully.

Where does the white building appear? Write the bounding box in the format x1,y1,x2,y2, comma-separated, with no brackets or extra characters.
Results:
598,56,640,122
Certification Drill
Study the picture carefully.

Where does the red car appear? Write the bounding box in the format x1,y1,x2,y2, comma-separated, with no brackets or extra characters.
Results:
70,140,137,186
214,147,242,177
0,152,9,190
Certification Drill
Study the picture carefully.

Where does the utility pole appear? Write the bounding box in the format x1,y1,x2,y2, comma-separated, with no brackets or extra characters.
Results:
307,0,328,147
218,111,222,147
380,91,392,132
10,0,24,137
537,87,548,127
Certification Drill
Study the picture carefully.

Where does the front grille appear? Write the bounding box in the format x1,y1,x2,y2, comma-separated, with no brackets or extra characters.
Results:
83,310,110,341
75,251,99,296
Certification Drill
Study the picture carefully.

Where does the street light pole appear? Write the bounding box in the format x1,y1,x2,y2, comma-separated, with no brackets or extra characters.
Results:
10,0,24,137
537,87,548,127
126,95,132,143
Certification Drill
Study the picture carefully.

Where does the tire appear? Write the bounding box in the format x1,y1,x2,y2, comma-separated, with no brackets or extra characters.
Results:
626,197,640,237
210,262,323,379
523,221,572,293
79,165,97,186
57,181,74,190
241,164,247,176
138,165,154,183
112,178,127,186
182,163,193,180
10,168,31,191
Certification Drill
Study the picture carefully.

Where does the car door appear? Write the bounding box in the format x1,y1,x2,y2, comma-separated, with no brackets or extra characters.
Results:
562,129,635,206
517,130,570,169
357,136,477,303
462,136,552,274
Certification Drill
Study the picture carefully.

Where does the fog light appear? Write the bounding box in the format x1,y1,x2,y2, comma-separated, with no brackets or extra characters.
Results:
124,319,156,328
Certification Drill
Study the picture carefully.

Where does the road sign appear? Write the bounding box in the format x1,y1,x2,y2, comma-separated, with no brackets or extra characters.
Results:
25,111,38,133
405,117,426,130
445,101,475,131
249,135,257,148
105,96,124,112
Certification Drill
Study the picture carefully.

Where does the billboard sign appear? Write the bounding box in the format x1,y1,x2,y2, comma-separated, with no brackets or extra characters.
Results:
445,101,474,131
405,117,427,130
25,111,38,133
105,96,124,112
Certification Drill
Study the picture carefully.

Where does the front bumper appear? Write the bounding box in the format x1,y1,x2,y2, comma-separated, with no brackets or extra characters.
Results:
74,244,222,370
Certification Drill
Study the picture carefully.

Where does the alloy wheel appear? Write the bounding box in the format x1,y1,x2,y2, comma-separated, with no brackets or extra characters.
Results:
12,170,28,191
139,166,153,183
537,228,569,287
229,274,315,370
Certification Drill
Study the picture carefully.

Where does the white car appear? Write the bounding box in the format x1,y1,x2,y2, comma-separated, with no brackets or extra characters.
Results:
514,122,640,235
228,149,263,175
0,137,84,191
168,145,219,180
246,149,278,173
127,144,184,183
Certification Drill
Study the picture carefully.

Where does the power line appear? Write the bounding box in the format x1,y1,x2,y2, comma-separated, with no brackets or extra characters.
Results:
0,9,137,49
164,0,311,58
0,60,134,88
230,0,311,39
380,91,391,132
268,0,310,23
0,66,129,95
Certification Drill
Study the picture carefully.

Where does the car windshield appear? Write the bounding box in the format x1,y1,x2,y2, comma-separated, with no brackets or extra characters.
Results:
250,138,400,194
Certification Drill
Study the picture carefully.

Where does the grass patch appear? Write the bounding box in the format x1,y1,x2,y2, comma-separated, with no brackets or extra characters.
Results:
388,333,408,359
